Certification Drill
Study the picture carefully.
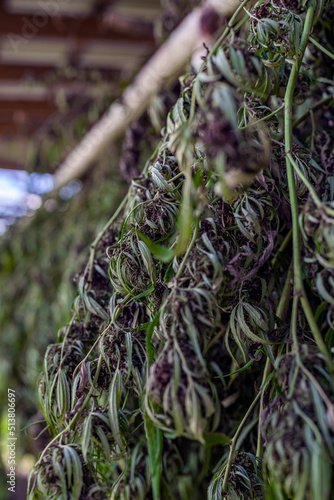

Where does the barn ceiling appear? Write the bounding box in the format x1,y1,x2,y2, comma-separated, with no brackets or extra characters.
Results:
0,0,161,168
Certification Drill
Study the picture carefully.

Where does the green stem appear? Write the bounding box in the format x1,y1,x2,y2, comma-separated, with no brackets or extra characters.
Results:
189,78,200,122
239,104,285,130
284,5,333,375
300,293,333,370
287,153,334,217
222,390,262,492
173,223,199,280
271,229,292,267
256,358,271,458
291,95,333,130
225,0,251,35
233,13,249,32
206,0,252,63
277,95,333,141
145,414,162,500
169,171,184,184
276,264,293,322
287,154,322,207
189,0,251,138
290,293,302,365
310,109,316,151
72,323,110,381
309,36,334,60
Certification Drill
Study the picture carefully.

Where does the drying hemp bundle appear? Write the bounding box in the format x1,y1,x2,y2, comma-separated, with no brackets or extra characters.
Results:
262,347,334,499
29,0,334,498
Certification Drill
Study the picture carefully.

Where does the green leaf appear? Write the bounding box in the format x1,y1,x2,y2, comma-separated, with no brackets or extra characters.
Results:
66,446,83,500
82,414,92,462
95,425,111,459
63,446,73,490
174,173,193,256
85,296,109,320
138,239,156,283
127,285,155,305
145,413,163,500
146,312,160,368
216,358,257,378
212,83,239,131
108,372,124,451
138,232,174,263
56,370,70,421
53,450,67,497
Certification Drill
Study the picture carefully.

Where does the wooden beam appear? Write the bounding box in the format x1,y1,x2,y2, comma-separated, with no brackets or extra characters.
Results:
0,80,116,100
0,99,56,112
0,157,25,170
102,10,154,38
0,7,155,44
0,122,46,135
0,64,55,80
0,100,57,134
0,63,120,81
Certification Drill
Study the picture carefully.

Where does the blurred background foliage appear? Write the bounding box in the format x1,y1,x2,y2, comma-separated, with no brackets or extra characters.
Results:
0,147,124,491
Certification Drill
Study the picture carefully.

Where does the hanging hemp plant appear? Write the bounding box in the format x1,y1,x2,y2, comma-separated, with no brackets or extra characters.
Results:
28,0,334,498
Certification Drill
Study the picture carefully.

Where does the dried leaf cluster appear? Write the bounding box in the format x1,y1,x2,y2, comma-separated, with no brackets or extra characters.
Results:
29,1,334,499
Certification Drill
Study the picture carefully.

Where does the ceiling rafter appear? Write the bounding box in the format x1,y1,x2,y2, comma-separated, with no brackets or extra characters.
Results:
0,0,160,150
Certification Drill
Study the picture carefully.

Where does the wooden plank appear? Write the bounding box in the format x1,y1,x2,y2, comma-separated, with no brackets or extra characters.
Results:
0,63,119,80
0,7,155,44
0,100,57,134
0,80,116,100
0,157,25,170
0,99,56,111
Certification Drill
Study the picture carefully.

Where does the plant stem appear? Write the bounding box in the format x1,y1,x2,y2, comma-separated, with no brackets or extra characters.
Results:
208,0,252,59
233,13,249,32
276,264,293,322
290,293,302,364
222,390,262,492
284,5,334,375
309,36,334,60
239,104,285,130
72,323,110,381
291,95,333,130
226,0,251,32
287,153,334,217
277,95,333,141
169,171,184,184
287,154,322,207
72,290,133,381
256,358,272,458
271,229,292,267
173,223,198,280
